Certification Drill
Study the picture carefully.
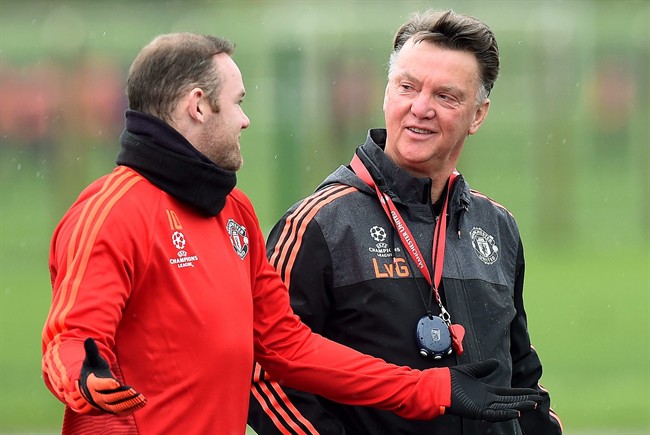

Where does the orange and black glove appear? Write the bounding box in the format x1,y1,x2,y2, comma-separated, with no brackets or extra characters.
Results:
448,359,542,422
78,338,147,415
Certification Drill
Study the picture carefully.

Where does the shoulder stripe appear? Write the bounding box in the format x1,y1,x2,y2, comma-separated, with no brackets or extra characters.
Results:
65,166,132,269
469,189,514,217
42,167,141,392
270,184,356,290
251,363,319,435
269,184,347,268
46,166,140,340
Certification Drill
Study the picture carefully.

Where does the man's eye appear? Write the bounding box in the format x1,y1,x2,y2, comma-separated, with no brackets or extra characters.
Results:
438,94,460,106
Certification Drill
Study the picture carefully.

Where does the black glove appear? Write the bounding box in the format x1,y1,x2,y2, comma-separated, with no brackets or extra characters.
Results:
448,359,542,422
78,338,147,415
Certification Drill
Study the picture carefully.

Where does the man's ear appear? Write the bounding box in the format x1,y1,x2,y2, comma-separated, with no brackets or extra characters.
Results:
468,99,490,135
187,87,207,123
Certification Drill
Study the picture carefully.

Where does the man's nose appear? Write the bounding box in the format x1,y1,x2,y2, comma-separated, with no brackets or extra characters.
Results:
410,93,435,119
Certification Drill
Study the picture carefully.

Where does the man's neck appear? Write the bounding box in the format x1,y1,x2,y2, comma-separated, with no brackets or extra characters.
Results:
429,175,449,204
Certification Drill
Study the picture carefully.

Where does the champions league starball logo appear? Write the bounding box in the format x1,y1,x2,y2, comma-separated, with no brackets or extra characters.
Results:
368,225,400,258
171,231,186,250
370,225,387,243
169,230,199,268
470,227,499,265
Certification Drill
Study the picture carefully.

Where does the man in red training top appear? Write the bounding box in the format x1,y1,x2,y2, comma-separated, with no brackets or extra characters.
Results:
42,32,541,434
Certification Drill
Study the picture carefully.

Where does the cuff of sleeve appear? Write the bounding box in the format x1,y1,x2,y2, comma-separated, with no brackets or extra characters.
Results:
65,380,94,414
394,367,451,420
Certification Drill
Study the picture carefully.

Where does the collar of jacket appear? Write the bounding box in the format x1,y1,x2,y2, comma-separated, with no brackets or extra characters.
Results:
116,110,237,217
356,129,470,211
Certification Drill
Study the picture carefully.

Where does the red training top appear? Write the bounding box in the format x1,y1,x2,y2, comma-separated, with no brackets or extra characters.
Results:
43,166,451,434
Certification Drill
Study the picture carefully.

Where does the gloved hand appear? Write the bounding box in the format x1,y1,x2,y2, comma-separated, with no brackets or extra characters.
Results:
448,359,541,422
78,338,147,415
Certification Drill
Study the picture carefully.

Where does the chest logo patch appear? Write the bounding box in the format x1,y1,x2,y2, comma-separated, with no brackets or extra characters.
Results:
368,225,400,258
227,219,249,260
169,230,199,269
470,227,499,265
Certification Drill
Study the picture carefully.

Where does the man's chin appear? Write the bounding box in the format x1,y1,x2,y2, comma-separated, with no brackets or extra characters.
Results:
224,159,243,172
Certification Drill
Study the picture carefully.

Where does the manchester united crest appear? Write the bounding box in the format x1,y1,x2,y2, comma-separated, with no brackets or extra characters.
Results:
227,219,249,260
470,227,498,265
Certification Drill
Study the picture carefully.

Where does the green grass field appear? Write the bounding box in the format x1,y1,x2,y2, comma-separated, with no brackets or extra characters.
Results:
1,147,648,433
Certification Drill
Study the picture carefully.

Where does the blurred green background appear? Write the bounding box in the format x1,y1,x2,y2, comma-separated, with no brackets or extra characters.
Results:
1,0,648,433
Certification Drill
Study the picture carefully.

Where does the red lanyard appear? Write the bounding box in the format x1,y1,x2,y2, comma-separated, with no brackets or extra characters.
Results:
350,154,457,306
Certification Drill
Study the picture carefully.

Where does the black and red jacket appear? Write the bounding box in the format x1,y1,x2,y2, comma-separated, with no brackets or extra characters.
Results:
249,129,562,435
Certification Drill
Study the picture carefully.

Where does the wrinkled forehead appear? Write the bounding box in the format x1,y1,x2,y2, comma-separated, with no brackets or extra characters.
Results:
390,38,480,79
